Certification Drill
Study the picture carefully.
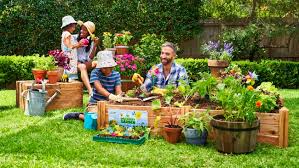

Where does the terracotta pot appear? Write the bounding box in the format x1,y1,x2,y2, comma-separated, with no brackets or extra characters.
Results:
32,69,47,83
47,70,59,84
163,126,182,144
115,45,129,55
121,75,136,92
211,115,260,154
207,59,229,78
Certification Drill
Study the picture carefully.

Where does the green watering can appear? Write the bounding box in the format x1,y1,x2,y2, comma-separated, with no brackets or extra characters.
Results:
22,81,61,116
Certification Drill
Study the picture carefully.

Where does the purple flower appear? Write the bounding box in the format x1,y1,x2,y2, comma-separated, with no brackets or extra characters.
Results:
224,42,234,55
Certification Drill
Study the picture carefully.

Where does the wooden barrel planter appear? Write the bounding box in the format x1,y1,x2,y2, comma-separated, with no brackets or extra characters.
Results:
211,115,260,154
115,45,129,55
192,108,289,148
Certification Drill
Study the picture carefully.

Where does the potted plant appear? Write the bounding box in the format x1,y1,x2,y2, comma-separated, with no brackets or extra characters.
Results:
212,76,260,154
46,56,59,84
48,49,70,81
179,110,212,145
102,32,116,56
32,56,53,83
113,31,133,55
163,114,182,144
201,41,233,78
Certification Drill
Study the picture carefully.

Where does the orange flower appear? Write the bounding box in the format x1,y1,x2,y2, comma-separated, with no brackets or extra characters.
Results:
256,100,262,108
247,85,254,91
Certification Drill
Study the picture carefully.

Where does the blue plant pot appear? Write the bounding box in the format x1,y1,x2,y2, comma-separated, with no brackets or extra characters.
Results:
184,128,208,145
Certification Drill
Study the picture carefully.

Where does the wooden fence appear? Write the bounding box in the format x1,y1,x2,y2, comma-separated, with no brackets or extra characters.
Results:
180,20,299,61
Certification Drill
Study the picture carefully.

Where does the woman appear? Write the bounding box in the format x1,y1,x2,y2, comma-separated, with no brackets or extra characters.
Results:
73,21,99,95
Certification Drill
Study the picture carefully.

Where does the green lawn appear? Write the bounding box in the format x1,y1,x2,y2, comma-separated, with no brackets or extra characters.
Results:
0,89,299,167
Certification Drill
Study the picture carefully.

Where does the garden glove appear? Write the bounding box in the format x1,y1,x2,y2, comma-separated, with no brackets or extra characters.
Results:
132,73,144,86
108,94,123,103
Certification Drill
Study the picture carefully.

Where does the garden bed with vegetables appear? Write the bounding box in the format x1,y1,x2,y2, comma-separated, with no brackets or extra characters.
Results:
95,64,289,149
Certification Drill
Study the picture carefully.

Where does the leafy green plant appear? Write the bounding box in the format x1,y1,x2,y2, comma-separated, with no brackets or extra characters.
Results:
133,34,166,73
255,82,280,112
33,56,56,70
113,31,133,46
151,99,161,111
179,110,212,132
192,72,218,99
102,32,113,49
164,85,175,105
216,77,259,123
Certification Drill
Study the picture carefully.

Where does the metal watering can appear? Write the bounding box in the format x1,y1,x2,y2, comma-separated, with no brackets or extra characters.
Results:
22,81,61,116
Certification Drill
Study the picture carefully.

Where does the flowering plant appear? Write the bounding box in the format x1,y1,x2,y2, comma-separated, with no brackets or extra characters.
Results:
98,121,148,139
148,65,159,85
48,49,70,70
114,54,144,76
102,32,113,49
216,77,259,123
202,41,234,61
113,31,133,46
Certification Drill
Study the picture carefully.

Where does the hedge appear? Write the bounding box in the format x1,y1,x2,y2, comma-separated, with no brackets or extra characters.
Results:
1,56,298,89
0,0,202,55
177,58,299,89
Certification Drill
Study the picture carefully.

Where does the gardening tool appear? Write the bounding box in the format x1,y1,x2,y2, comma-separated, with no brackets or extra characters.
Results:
22,81,61,116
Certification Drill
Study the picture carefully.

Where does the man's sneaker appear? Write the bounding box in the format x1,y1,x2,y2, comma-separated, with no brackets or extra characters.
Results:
63,112,80,120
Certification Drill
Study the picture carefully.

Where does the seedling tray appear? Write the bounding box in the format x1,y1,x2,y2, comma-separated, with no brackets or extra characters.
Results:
93,134,147,145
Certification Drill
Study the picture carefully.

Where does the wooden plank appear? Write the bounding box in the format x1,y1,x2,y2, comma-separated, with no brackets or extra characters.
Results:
259,124,279,136
278,108,285,147
257,113,280,125
257,134,279,146
283,108,289,147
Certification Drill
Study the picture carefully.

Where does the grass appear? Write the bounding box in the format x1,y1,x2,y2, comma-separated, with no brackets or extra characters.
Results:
0,89,299,167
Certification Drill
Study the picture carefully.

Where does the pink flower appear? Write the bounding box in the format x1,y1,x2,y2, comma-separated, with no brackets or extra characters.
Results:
121,67,125,71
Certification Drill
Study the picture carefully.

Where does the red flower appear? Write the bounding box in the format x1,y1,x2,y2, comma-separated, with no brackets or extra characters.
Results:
256,100,262,108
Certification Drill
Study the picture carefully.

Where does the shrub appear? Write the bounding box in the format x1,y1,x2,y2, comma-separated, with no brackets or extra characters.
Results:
220,24,267,61
0,0,202,55
133,34,166,73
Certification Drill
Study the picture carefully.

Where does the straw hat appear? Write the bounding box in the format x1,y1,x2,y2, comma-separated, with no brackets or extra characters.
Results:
97,51,117,68
61,15,77,29
82,21,95,35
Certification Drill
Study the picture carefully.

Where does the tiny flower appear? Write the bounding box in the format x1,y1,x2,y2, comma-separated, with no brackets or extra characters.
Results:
247,85,254,91
256,100,262,108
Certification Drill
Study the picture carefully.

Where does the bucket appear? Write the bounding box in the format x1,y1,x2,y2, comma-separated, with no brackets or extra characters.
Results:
84,112,98,130
25,89,47,116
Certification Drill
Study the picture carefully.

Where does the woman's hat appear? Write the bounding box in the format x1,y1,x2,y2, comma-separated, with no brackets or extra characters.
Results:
97,51,117,68
61,15,77,29
82,21,95,35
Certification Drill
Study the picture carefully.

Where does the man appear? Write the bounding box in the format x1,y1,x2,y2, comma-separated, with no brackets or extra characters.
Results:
133,42,188,92
64,51,123,120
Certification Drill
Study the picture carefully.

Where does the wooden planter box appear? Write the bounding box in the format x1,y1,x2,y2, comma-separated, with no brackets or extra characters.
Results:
95,101,289,148
16,80,83,111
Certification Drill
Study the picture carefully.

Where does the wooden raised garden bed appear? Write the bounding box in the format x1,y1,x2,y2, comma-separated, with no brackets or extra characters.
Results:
95,101,289,148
